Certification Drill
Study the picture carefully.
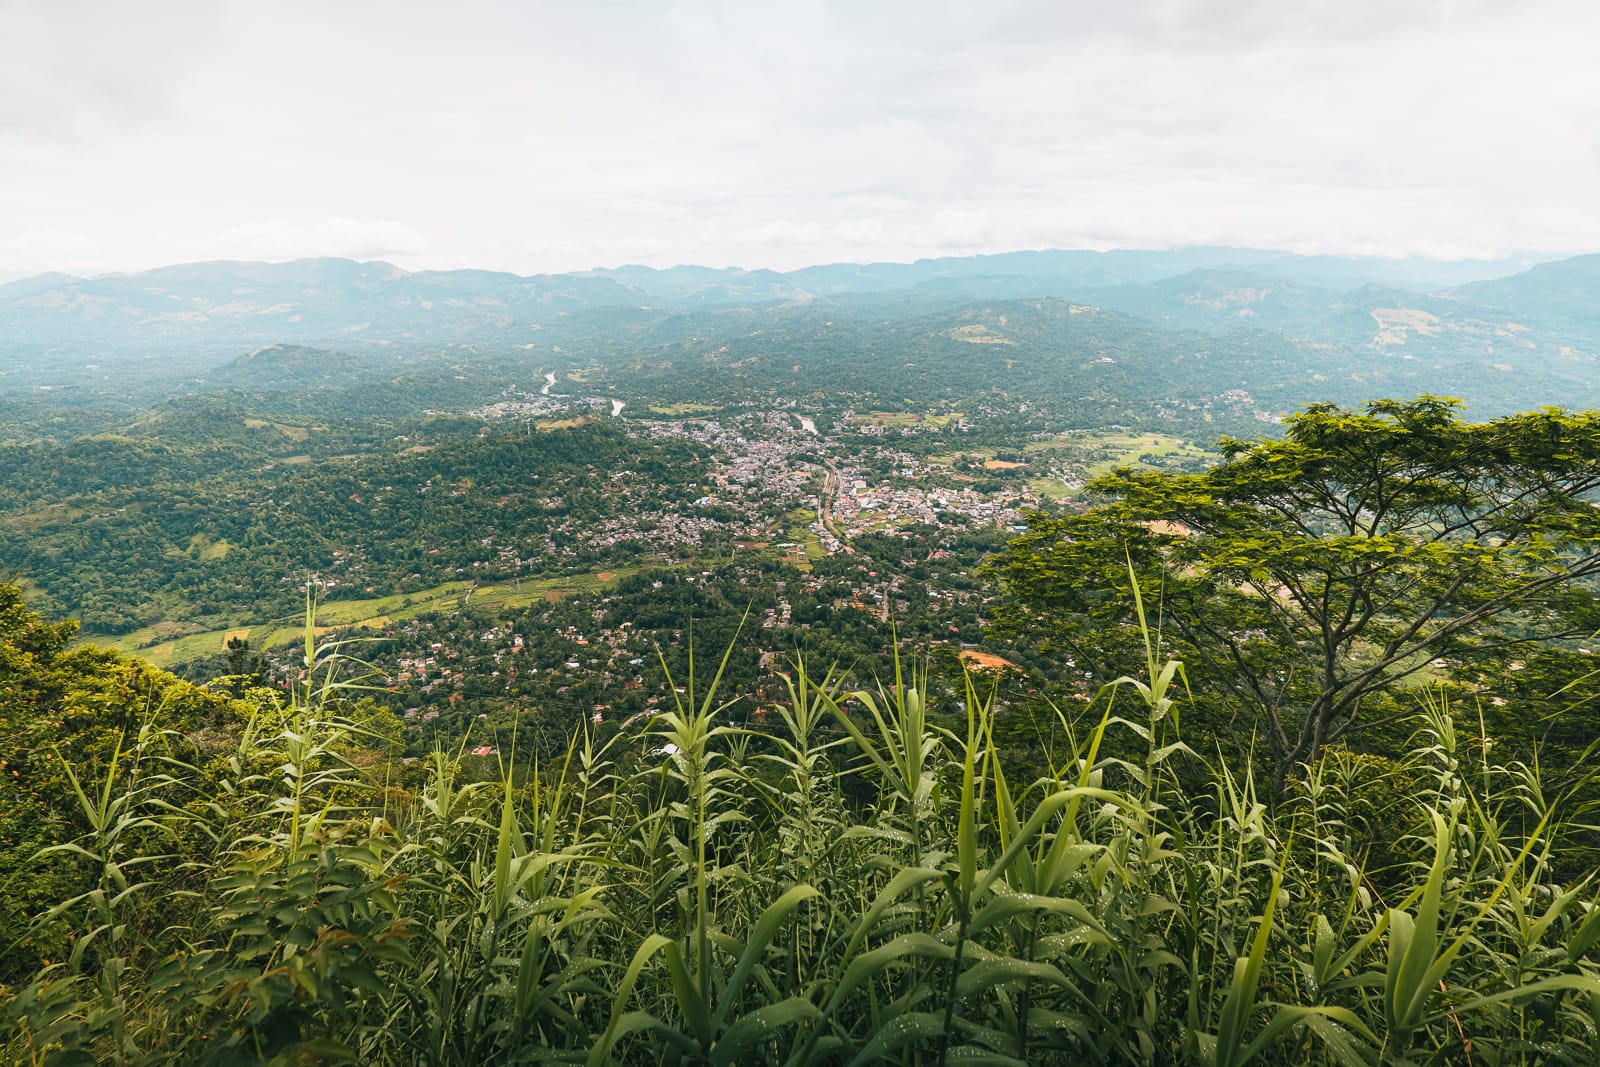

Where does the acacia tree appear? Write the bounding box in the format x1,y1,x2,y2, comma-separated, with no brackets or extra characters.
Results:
990,397,1600,790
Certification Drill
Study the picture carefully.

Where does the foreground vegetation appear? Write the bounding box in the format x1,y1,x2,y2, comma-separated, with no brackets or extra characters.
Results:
993,398,1600,793
4,585,1599,1065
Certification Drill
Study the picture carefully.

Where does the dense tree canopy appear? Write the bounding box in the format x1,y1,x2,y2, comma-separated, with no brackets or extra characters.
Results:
0,585,243,978
991,397,1600,787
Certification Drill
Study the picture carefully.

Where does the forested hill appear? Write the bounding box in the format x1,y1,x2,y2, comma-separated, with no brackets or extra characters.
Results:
4,247,1599,416
0,245,1536,354
0,419,708,634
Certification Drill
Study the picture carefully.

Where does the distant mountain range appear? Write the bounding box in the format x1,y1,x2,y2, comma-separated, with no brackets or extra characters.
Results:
2,246,1598,415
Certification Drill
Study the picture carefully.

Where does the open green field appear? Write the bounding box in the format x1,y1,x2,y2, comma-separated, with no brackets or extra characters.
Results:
1081,432,1208,477
242,418,320,441
534,415,593,431
1028,476,1078,501
766,509,825,570
849,410,963,429
0,502,87,533
1021,431,1209,476
925,447,1032,470
174,534,233,561
645,402,721,416
84,570,637,669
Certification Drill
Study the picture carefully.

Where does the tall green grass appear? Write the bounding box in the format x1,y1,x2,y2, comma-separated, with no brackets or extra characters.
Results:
5,606,1600,1065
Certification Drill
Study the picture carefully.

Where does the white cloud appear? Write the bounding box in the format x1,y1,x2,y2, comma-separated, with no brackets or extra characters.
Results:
0,0,1596,276
0,229,99,278
212,219,427,262
519,236,674,271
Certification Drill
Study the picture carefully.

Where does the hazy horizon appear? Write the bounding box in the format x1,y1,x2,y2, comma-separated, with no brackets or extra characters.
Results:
0,242,1570,290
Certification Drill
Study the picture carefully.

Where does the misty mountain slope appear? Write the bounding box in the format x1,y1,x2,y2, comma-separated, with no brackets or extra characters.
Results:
1452,254,1600,346
1082,270,1346,332
3,249,1598,417
206,344,414,392
588,296,1566,419
1,247,1563,368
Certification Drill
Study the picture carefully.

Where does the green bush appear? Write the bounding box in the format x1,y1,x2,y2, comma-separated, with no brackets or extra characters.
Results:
4,600,1600,1065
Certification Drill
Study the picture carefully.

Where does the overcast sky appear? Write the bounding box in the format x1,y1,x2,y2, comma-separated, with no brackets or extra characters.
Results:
3,0,1598,279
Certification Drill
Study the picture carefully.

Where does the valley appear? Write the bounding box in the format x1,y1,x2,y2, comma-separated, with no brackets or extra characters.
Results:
4,246,1599,760
10,5,1600,1058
